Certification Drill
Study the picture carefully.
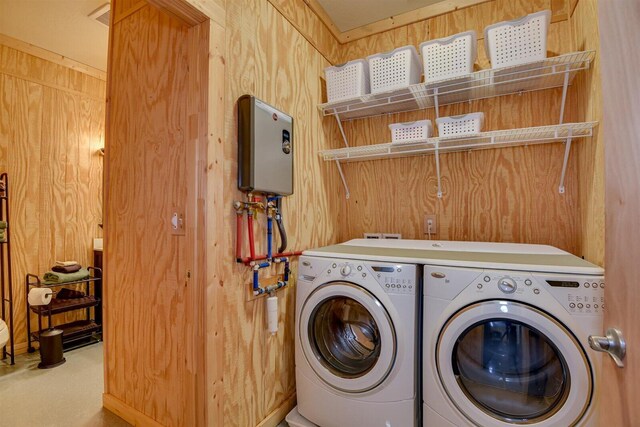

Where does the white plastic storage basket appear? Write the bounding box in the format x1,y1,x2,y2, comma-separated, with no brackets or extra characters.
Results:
420,31,477,83
367,46,422,94
389,120,433,143
484,10,551,69
436,113,484,138
324,59,370,103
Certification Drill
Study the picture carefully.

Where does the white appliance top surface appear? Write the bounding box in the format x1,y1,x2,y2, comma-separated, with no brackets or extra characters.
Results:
303,239,604,275
342,239,567,254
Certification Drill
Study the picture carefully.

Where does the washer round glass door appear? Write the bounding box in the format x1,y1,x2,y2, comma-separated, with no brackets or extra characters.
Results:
437,301,592,426
300,281,396,393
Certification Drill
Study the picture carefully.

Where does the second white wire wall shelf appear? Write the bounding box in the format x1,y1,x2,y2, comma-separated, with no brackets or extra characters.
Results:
321,122,598,199
319,51,595,121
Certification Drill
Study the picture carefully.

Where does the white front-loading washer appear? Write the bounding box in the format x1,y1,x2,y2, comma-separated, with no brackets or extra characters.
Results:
423,252,604,427
294,253,420,427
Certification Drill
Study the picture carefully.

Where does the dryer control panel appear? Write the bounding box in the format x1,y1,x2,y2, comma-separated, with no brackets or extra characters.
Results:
475,271,605,315
536,274,605,315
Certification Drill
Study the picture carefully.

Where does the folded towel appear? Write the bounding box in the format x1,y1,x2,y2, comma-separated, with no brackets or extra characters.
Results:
43,268,90,284
55,260,78,267
56,288,86,299
52,264,82,274
0,221,6,229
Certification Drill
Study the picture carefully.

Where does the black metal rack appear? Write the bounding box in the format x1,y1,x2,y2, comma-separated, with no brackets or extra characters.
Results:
0,173,15,365
26,266,102,352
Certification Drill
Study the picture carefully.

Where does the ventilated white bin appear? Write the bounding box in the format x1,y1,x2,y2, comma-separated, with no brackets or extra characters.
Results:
420,31,477,83
367,46,422,94
485,10,551,69
324,59,370,103
436,113,484,138
389,120,433,144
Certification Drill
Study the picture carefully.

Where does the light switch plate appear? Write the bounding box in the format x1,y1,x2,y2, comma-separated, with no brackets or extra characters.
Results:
171,210,186,236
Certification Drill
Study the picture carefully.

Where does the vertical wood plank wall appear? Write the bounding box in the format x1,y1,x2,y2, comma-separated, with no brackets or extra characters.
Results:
0,40,105,354
104,1,207,426
335,0,601,258
570,0,604,267
216,1,342,426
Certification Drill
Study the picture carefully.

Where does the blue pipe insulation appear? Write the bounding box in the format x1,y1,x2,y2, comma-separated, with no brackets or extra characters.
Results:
267,216,273,260
253,262,272,293
284,260,290,282
253,269,260,292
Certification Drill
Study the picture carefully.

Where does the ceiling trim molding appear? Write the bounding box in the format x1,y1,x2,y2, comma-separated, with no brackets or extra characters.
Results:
302,0,343,40
0,33,106,80
340,0,491,42
306,0,493,44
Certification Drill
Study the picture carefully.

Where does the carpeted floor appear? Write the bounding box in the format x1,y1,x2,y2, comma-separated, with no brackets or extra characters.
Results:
0,343,130,427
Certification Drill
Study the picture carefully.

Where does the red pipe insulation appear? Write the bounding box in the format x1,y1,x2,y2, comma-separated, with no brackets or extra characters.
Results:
241,251,303,265
247,214,256,261
235,212,243,260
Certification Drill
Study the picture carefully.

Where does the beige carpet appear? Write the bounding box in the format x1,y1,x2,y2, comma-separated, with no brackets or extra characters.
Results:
0,343,130,427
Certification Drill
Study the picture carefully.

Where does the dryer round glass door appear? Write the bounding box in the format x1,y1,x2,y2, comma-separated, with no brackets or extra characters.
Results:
300,281,397,393
436,301,592,426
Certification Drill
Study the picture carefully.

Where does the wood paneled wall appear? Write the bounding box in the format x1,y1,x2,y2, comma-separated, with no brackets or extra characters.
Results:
570,0,604,266
215,1,342,426
0,40,105,354
334,0,601,258
103,1,208,426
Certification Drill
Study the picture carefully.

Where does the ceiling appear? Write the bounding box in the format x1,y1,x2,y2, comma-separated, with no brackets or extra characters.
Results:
316,0,448,32
0,0,110,71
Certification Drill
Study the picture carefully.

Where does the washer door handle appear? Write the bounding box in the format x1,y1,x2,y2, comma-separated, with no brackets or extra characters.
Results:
589,328,626,368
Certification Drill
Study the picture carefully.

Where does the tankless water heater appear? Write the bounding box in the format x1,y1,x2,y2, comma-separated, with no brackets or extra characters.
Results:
238,95,293,196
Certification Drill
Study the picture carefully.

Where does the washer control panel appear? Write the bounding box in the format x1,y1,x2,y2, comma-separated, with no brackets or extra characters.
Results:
322,260,418,295
368,263,418,295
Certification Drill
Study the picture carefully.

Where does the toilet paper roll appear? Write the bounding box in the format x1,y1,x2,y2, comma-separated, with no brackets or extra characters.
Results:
28,288,53,306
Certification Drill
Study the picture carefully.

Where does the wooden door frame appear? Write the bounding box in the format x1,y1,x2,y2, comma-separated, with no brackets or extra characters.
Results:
102,0,225,426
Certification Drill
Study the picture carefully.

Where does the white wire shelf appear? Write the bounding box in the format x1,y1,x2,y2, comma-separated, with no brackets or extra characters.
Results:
320,122,596,162
319,51,595,121
322,122,597,199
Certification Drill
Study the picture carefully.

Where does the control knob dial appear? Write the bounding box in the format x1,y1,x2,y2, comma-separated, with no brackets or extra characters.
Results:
498,277,517,294
340,265,352,276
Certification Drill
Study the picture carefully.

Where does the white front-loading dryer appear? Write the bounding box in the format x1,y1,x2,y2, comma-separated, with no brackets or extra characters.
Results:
295,254,420,427
423,262,604,427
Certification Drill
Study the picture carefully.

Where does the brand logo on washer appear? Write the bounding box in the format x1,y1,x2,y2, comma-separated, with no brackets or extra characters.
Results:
431,272,446,279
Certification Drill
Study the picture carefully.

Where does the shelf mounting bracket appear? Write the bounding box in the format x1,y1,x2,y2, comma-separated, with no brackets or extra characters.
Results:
433,87,441,119
335,160,350,199
435,139,443,198
334,110,349,148
558,65,571,124
558,130,573,194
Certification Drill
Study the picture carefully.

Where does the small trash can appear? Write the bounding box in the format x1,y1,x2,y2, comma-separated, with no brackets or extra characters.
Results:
38,328,66,369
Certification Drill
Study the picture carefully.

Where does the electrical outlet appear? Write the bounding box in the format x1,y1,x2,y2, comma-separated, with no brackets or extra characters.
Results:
425,214,437,236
